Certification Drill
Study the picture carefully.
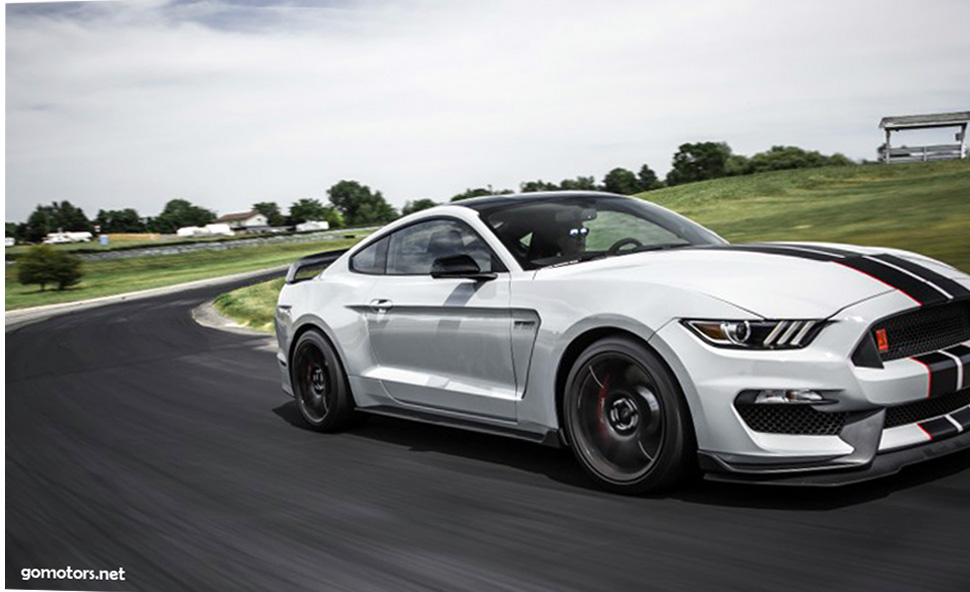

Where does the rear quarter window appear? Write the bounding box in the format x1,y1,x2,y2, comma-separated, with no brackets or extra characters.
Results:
349,236,389,274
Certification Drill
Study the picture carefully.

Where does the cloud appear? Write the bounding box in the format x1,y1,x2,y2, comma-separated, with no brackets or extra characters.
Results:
6,0,970,221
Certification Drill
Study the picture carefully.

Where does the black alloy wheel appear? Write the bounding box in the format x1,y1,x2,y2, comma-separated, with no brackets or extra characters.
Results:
291,329,358,431
563,336,695,494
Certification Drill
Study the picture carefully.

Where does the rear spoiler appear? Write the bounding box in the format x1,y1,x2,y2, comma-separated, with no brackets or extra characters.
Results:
285,248,350,284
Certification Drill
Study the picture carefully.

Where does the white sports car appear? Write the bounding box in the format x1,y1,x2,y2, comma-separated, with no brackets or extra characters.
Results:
275,191,970,493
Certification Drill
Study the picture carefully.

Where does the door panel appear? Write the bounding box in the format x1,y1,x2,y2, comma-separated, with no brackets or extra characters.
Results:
364,275,517,419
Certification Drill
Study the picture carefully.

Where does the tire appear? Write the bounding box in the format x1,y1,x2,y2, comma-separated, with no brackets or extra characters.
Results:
290,329,359,432
562,336,695,494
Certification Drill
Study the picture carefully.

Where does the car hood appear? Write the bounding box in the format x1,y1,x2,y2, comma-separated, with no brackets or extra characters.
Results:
533,242,967,319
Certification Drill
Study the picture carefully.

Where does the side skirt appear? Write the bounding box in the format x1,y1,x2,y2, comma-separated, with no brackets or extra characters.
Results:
359,405,563,448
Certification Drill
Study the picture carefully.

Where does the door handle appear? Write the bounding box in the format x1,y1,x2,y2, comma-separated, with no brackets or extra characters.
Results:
369,299,393,313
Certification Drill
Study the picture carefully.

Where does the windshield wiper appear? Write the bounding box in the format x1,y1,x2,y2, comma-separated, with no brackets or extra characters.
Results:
630,243,692,253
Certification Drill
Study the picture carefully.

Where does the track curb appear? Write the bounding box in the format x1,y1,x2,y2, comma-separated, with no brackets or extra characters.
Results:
191,299,272,337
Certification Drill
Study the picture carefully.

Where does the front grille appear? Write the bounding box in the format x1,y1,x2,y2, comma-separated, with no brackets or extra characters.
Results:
873,302,970,362
884,388,970,428
735,404,848,436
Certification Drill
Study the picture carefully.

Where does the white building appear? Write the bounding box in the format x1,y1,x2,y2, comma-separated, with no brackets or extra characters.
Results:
203,223,234,236
213,211,269,231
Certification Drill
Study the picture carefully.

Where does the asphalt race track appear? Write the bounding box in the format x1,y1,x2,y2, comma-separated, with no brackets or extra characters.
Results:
7,273,970,591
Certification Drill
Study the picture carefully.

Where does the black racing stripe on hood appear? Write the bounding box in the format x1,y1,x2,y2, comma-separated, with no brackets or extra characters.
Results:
706,244,951,305
766,243,859,257
833,257,949,306
779,245,967,301
872,254,970,299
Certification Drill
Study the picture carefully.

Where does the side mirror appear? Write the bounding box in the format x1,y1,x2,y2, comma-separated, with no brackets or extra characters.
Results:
431,254,497,281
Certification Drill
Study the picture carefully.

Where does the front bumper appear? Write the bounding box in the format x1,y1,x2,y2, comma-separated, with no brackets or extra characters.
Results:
652,289,970,485
699,426,970,486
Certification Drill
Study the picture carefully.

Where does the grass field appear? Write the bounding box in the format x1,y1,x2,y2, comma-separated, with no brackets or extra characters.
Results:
5,239,360,311
638,160,970,272
211,160,970,332
214,277,286,332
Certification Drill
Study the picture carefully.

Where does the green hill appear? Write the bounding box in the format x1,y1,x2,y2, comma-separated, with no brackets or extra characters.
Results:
636,160,970,272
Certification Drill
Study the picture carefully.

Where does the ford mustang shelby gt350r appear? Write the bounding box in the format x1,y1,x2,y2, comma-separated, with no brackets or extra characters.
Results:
275,191,970,493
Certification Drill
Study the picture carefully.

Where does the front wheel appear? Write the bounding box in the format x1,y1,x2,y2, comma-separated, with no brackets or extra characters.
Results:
291,329,358,432
563,336,695,494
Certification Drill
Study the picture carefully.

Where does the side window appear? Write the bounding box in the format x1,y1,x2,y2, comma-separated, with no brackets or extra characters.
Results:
349,236,389,274
386,219,499,276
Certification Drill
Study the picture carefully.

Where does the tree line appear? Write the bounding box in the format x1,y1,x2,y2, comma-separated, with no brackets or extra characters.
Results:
403,142,854,214
5,180,397,243
7,142,854,242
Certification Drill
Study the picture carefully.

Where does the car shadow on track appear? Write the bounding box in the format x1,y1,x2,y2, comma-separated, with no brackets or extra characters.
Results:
272,401,970,510
272,401,593,489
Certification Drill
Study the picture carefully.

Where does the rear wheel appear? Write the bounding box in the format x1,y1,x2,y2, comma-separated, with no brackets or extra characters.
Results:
291,329,358,431
563,336,694,494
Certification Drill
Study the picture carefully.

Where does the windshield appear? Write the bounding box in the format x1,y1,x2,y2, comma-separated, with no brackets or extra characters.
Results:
475,195,726,270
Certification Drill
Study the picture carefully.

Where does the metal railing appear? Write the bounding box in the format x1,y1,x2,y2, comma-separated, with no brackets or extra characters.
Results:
879,143,965,163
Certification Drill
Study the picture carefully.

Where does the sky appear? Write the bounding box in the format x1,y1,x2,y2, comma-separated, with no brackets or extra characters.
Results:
5,0,970,222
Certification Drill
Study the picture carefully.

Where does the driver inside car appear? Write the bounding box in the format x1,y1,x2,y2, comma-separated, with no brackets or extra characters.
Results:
527,207,593,261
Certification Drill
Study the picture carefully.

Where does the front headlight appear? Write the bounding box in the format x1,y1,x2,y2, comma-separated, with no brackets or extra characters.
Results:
682,319,826,349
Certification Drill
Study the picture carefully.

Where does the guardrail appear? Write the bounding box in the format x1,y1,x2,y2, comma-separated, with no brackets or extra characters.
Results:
4,227,378,264
882,143,965,163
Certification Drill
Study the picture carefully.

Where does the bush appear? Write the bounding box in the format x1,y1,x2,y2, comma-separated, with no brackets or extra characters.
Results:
17,245,84,291
747,146,856,174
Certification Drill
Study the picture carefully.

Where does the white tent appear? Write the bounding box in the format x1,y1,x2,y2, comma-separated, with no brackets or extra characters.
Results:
203,223,234,236
295,220,330,232
176,226,203,237
43,231,92,244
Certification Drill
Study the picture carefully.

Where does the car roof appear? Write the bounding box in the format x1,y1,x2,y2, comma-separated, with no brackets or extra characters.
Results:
453,191,631,213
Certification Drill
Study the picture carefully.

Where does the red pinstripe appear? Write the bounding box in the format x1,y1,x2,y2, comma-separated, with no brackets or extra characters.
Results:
910,357,932,399
833,261,922,306
916,423,934,441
